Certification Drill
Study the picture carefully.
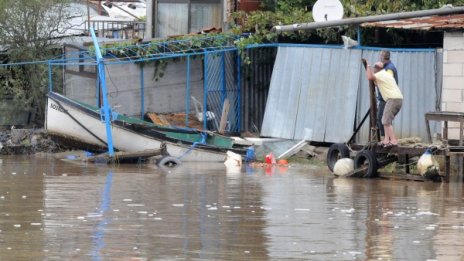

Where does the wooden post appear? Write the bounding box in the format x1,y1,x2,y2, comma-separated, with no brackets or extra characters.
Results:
361,59,379,142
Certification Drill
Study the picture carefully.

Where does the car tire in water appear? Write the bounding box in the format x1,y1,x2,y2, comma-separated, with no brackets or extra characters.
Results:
157,156,181,168
327,143,350,172
353,150,378,178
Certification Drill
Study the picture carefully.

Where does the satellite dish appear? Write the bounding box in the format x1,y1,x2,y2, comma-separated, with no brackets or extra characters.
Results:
312,0,344,22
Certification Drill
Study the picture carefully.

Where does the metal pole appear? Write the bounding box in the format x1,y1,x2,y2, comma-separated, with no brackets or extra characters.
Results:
236,51,241,133
272,6,464,32
140,64,145,119
221,52,226,104
203,54,208,130
186,56,191,127
90,28,115,156
145,0,153,38
87,0,91,35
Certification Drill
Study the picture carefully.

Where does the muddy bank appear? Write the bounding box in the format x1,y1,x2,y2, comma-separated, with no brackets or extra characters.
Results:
0,128,70,155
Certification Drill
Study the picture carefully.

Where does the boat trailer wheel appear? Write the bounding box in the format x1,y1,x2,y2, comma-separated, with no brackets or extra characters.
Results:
157,156,181,168
327,143,350,172
353,150,379,178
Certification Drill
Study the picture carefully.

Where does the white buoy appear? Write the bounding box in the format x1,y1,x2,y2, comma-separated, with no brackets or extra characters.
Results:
333,158,354,176
417,148,440,180
224,151,242,167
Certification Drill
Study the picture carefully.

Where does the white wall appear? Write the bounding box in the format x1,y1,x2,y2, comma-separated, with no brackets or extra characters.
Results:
442,32,464,139
65,58,205,118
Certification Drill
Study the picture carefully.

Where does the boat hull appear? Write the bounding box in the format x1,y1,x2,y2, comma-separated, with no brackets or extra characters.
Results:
45,93,234,162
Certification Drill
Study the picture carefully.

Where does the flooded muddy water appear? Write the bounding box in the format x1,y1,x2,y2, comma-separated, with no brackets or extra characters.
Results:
0,155,463,260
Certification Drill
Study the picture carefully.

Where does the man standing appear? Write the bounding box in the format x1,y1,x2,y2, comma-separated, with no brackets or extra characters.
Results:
377,50,398,140
366,61,403,147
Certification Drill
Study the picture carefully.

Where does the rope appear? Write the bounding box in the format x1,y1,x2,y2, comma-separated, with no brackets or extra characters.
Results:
177,142,200,160
177,132,208,160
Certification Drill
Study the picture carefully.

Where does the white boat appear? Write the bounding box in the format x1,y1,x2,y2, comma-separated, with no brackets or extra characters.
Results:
45,92,246,162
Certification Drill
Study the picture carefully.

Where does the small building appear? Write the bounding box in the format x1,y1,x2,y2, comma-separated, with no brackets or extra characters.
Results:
151,0,264,37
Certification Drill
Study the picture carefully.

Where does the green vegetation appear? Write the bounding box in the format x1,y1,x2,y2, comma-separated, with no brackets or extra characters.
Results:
231,0,464,46
0,0,73,126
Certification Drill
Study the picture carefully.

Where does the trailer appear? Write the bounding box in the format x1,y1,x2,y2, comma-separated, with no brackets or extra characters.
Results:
325,60,463,182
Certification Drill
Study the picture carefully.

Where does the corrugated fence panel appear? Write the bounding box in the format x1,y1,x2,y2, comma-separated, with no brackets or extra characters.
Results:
262,46,361,142
261,47,303,138
263,46,441,143
316,49,362,142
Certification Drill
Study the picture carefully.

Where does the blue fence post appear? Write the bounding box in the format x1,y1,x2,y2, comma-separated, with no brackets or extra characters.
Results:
186,55,191,127
236,51,241,133
140,64,145,119
221,52,226,104
203,54,208,130
90,28,114,157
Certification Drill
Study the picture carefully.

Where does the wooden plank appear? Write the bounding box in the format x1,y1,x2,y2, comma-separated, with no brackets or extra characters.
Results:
378,172,442,182
218,99,230,134
86,147,167,163
146,112,170,126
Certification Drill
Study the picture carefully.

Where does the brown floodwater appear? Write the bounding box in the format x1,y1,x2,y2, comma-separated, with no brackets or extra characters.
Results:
0,155,463,260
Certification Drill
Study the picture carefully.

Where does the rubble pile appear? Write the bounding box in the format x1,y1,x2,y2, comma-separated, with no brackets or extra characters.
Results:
0,128,69,155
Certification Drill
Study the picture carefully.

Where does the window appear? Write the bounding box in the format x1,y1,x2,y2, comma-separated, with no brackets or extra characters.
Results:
156,0,222,38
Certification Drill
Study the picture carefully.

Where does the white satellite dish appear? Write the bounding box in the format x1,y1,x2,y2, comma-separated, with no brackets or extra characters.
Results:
312,0,344,22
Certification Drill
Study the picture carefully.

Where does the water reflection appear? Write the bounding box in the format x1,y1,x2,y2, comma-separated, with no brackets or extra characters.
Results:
0,155,463,260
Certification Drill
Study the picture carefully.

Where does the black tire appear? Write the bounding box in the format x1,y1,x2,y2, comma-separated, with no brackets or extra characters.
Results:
353,150,378,178
327,143,350,172
157,156,181,168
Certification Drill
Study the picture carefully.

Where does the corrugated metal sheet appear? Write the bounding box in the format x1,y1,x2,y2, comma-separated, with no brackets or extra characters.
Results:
262,46,441,143
262,47,361,142
362,14,464,30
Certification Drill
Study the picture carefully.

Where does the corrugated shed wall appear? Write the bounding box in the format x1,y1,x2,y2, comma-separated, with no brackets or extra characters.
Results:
262,46,441,143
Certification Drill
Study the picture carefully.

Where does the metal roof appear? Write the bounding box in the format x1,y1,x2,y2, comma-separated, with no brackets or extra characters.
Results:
362,13,464,31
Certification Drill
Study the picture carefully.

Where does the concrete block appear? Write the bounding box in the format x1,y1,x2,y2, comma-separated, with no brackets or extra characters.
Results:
448,121,464,128
444,50,464,63
443,63,463,76
444,32,464,50
447,127,463,140
444,102,464,112
443,76,464,90
442,89,462,103
441,103,446,111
